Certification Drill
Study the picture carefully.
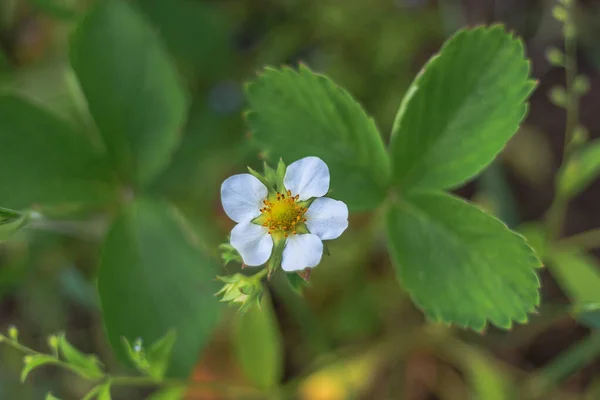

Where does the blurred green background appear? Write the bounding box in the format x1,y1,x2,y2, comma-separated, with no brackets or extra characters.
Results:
1,0,600,399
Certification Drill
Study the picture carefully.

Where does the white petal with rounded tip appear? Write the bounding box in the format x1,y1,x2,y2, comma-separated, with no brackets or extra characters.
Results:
305,197,349,240
284,156,330,200
221,174,267,223
281,234,323,271
230,222,273,266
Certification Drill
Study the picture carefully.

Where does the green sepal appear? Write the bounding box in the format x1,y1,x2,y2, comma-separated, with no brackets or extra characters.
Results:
267,239,286,280
247,166,272,190
323,242,330,256
275,158,287,193
263,161,278,188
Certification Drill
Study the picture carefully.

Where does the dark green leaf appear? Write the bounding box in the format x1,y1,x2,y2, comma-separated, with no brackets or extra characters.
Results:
137,0,231,77
390,26,535,191
245,65,390,211
0,95,115,210
58,334,104,379
0,207,29,241
21,355,61,383
234,294,283,390
71,0,187,186
386,191,540,330
148,330,177,380
98,198,221,377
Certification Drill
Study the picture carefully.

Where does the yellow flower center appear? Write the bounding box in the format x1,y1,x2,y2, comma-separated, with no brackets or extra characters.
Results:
260,190,307,237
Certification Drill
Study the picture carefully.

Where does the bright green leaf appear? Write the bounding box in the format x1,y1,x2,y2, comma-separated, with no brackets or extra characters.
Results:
57,334,104,379
234,293,283,390
147,387,186,400
0,207,29,241
45,393,61,400
548,251,600,329
71,0,187,186
98,198,221,377
245,65,390,211
557,139,600,198
97,383,112,400
386,191,541,330
0,95,116,210
21,355,61,383
148,330,177,380
390,26,535,191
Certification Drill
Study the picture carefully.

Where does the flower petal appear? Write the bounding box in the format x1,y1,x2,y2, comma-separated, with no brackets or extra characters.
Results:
221,174,268,223
230,222,273,266
284,156,330,200
281,234,323,272
305,197,349,240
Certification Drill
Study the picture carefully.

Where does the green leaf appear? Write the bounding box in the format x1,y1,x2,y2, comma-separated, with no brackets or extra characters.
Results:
98,198,221,377
45,393,62,400
29,0,78,20
97,383,112,400
21,355,61,383
234,293,283,390
557,139,600,198
71,0,187,186
245,65,390,211
147,387,186,400
136,0,231,77
147,330,177,380
390,26,535,191
57,334,104,379
386,191,540,330
547,251,600,329
0,207,29,240
0,95,116,210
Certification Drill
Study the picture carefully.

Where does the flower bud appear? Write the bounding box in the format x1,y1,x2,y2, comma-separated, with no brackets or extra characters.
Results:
8,325,18,341
215,272,265,313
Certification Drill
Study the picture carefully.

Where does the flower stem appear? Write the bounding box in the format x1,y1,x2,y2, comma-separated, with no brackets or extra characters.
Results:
555,228,600,251
545,1,578,241
269,269,331,355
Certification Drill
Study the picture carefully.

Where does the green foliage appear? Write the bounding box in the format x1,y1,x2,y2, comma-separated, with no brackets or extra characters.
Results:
57,334,104,379
147,330,177,380
20,355,61,383
136,0,232,77
386,191,541,330
0,95,115,210
98,198,220,377
245,65,390,211
234,294,283,390
557,139,600,198
0,207,29,240
70,0,187,187
147,387,186,400
390,26,535,191
548,251,600,328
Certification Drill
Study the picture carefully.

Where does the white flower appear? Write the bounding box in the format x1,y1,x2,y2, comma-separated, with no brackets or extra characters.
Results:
221,156,349,272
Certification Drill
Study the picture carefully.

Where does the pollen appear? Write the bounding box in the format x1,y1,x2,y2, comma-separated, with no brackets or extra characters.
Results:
261,190,307,235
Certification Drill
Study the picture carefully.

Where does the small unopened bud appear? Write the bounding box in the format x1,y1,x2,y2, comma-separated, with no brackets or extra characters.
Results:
552,5,568,22
216,272,265,313
133,338,143,353
8,326,18,341
574,75,590,95
47,335,59,350
549,86,567,108
545,47,564,66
